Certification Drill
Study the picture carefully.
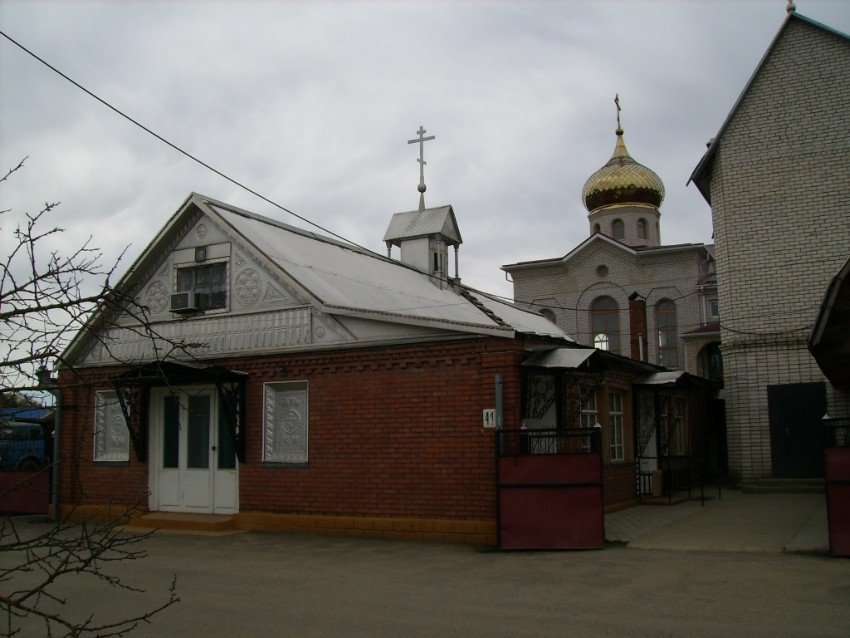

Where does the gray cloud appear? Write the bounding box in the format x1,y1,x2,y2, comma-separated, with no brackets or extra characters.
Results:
2,0,849,301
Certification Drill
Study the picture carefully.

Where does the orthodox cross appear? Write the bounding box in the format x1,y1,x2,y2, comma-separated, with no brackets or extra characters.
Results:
614,93,622,131
408,125,435,210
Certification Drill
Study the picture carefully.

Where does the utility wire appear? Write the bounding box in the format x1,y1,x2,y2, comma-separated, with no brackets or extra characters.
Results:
0,28,374,256
0,29,816,341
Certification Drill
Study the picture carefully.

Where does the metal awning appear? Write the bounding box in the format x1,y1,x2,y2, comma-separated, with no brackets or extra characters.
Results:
634,371,687,386
113,361,248,463
117,361,249,385
521,348,596,370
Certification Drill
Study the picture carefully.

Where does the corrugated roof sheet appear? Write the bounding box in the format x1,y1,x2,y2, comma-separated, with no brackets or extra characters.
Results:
383,206,462,246
208,200,567,339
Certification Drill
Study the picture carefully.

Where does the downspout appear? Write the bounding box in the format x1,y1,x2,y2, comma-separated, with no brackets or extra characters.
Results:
494,373,503,430
38,366,61,522
51,397,61,522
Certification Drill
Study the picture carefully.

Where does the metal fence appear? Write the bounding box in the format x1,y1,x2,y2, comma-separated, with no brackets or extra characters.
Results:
496,428,601,457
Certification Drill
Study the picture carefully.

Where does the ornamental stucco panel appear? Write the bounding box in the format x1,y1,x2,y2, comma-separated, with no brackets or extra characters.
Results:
78,307,341,365
93,391,129,462
263,381,308,464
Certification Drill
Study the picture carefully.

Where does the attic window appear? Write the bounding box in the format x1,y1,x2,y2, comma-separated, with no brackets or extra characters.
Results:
176,262,227,310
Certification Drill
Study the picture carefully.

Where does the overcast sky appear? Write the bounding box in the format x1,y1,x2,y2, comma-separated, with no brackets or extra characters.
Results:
2,0,849,301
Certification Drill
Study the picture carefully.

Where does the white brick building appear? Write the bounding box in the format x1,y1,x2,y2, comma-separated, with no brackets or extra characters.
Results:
689,9,850,482
503,116,720,383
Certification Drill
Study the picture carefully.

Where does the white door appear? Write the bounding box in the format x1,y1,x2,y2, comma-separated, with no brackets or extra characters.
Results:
150,386,238,514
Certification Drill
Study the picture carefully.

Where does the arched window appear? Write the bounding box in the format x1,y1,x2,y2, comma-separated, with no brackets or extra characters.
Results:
591,297,620,353
540,308,557,324
656,299,679,368
637,218,647,240
698,342,723,382
612,219,625,240
593,223,601,234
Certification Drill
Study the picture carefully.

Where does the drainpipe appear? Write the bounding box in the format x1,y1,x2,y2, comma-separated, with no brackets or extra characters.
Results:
494,373,503,429
38,365,61,522
628,292,648,362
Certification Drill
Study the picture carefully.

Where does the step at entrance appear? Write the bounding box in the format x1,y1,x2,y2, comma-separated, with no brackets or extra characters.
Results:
129,512,238,533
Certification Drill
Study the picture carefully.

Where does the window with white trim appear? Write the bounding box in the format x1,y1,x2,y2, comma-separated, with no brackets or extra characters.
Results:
93,391,130,462
580,390,598,429
176,261,227,310
673,399,686,455
263,381,309,464
708,298,719,320
591,296,620,354
580,388,598,452
608,391,625,462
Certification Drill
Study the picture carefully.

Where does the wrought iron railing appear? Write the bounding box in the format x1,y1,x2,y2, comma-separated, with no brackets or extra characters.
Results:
636,455,723,505
496,428,601,457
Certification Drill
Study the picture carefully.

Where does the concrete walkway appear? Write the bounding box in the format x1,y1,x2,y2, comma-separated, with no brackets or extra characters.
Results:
605,489,829,553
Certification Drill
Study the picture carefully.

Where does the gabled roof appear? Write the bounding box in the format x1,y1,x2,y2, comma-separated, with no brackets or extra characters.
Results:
63,194,569,364
502,232,709,272
689,11,850,202
383,205,462,247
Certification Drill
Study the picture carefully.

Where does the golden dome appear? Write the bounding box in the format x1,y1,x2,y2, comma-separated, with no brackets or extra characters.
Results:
582,128,665,212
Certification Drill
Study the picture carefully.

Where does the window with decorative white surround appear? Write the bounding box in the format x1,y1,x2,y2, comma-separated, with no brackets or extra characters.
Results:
93,391,130,462
176,261,227,310
263,381,309,464
608,391,625,462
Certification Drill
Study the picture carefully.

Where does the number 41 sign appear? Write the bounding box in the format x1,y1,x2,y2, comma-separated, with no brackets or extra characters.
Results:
482,409,497,429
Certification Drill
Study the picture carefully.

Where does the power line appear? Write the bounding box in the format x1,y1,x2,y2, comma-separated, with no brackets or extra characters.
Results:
0,28,374,256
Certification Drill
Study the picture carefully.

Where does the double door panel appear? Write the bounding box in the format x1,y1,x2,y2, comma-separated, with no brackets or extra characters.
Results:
152,387,238,514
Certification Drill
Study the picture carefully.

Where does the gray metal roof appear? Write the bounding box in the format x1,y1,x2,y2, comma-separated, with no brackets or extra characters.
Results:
383,206,462,246
206,198,565,339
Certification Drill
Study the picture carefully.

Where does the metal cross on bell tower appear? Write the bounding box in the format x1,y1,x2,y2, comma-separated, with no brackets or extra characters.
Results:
407,125,435,212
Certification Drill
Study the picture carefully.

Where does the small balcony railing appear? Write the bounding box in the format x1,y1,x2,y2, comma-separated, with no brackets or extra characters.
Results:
496,428,601,457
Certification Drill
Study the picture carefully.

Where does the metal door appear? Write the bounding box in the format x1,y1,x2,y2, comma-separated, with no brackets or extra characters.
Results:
768,383,826,478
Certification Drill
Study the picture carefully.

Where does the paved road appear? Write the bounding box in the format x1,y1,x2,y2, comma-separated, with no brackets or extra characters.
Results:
6,510,850,638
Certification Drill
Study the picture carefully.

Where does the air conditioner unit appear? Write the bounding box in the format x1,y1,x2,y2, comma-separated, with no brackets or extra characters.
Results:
170,291,198,313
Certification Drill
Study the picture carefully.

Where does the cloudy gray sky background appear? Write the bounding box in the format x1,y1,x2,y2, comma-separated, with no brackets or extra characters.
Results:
2,0,849,301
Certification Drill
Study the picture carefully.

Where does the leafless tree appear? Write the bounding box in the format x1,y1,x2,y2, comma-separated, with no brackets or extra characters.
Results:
1,159,181,636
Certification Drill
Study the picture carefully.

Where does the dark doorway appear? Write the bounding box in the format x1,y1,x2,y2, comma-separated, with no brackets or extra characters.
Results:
767,382,826,478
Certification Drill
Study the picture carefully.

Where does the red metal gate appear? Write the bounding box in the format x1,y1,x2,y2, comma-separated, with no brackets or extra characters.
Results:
0,470,51,514
497,428,603,550
824,418,850,557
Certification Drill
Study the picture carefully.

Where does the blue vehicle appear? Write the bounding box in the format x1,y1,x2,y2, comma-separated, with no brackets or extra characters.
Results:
0,421,48,471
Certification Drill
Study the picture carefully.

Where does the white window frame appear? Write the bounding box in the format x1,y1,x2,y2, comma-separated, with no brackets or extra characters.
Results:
263,381,309,464
708,298,720,320
174,258,230,312
580,390,598,452
93,390,130,462
608,391,625,462
673,399,686,455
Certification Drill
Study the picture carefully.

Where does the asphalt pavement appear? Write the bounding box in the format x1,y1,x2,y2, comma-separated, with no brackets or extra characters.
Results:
4,491,847,638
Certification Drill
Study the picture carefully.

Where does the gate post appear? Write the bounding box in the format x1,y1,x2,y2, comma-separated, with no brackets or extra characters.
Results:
824,416,850,557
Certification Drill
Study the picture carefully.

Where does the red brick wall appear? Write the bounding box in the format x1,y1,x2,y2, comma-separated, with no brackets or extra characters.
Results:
58,336,531,523
57,368,150,510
